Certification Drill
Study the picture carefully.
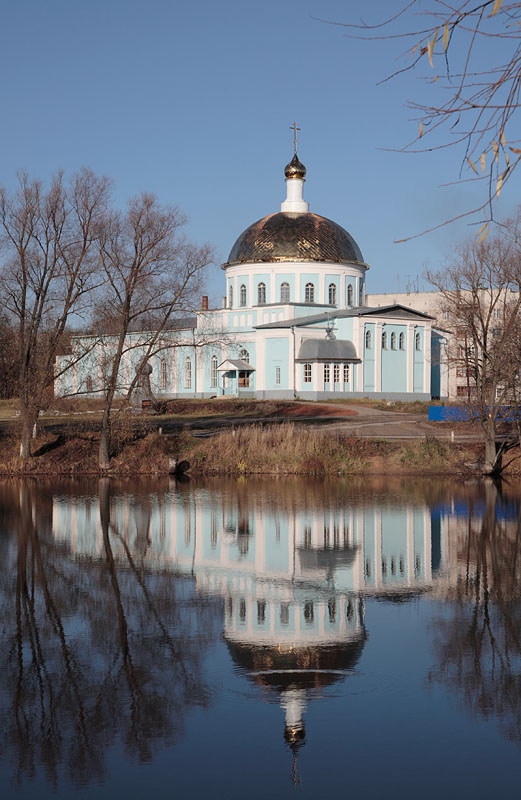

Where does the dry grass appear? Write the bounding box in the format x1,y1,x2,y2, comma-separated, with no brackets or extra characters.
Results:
185,423,389,475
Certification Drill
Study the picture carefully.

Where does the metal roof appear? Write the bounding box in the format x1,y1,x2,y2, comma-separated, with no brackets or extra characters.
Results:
255,304,434,330
224,211,365,267
296,338,359,362
217,359,255,371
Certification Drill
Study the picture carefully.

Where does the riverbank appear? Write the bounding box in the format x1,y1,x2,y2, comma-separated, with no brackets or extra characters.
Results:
0,422,495,477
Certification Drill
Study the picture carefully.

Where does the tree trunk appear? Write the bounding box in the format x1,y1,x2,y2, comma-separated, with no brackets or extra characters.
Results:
99,406,111,470
19,411,36,463
483,418,501,475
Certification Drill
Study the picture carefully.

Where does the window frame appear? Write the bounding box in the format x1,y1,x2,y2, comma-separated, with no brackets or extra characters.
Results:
305,282,315,303
184,357,192,389
257,282,266,305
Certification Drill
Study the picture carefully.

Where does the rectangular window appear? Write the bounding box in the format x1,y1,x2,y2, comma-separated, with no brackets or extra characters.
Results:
275,366,281,385
324,363,330,383
333,364,340,383
304,363,312,383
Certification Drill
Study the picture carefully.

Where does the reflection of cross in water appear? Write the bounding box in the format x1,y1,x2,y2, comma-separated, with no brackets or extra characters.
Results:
290,122,301,155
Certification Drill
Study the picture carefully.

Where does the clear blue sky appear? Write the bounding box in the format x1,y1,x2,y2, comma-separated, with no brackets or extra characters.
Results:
0,0,518,302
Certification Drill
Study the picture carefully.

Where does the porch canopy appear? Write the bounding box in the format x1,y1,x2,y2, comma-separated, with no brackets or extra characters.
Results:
295,338,359,362
217,359,255,372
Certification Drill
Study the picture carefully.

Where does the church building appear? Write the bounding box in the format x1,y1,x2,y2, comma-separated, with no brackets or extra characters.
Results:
56,148,448,401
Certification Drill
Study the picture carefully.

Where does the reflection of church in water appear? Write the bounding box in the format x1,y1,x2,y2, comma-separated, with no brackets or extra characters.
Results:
53,486,448,762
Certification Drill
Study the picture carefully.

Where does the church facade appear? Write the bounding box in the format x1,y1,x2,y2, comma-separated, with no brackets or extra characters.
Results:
56,151,448,401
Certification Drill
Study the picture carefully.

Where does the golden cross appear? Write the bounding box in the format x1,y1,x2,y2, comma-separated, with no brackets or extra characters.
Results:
290,122,301,154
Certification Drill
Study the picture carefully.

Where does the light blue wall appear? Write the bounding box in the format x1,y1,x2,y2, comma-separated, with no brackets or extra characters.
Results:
346,278,355,307
381,324,407,393
363,323,375,391
300,273,319,303
325,274,340,305
254,273,270,305
265,337,289,390
237,275,249,306
275,273,295,303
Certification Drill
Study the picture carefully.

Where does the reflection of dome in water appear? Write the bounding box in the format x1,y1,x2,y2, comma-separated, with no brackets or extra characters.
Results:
225,634,367,692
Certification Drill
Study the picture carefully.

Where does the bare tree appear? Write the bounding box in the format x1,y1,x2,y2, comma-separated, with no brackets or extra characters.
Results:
335,1,521,238
0,170,111,461
427,225,521,473
93,193,214,470
0,309,18,398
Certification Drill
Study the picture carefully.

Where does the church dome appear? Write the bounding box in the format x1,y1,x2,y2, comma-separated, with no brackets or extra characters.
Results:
225,211,364,266
284,153,306,179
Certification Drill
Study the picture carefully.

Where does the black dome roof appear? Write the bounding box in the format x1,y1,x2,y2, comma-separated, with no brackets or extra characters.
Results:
225,212,364,266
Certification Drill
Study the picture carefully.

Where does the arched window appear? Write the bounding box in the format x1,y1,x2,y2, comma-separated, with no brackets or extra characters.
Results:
86,375,93,393
304,363,312,383
210,355,218,388
228,284,233,309
399,332,405,350
305,282,315,302
184,357,192,389
365,330,372,349
257,282,266,305
160,358,168,391
333,363,340,383
324,363,330,383
359,278,364,305
347,284,354,307
239,284,246,306
382,331,388,349
391,332,397,350
280,282,290,302
238,348,249,363
328,283,337,305
415,332,421,351
343,364,350,383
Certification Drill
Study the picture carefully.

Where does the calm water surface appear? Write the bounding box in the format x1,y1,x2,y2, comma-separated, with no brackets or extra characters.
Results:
0,476,520,799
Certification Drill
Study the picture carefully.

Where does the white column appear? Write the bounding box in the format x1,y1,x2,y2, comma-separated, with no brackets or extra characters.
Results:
423,324,431,395
375,322,383,393
270,269,275,305
319,272,326,305
407,324,414,392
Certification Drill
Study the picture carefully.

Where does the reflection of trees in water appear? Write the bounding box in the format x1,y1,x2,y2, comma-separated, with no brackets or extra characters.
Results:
428,481,521,745
0,481,221,789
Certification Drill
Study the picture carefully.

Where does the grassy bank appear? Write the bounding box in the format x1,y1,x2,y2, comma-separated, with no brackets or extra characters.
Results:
0,422,479,476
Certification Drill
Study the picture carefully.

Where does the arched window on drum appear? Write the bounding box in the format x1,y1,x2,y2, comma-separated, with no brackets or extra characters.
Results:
280,282,290,303
305,283,315,303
